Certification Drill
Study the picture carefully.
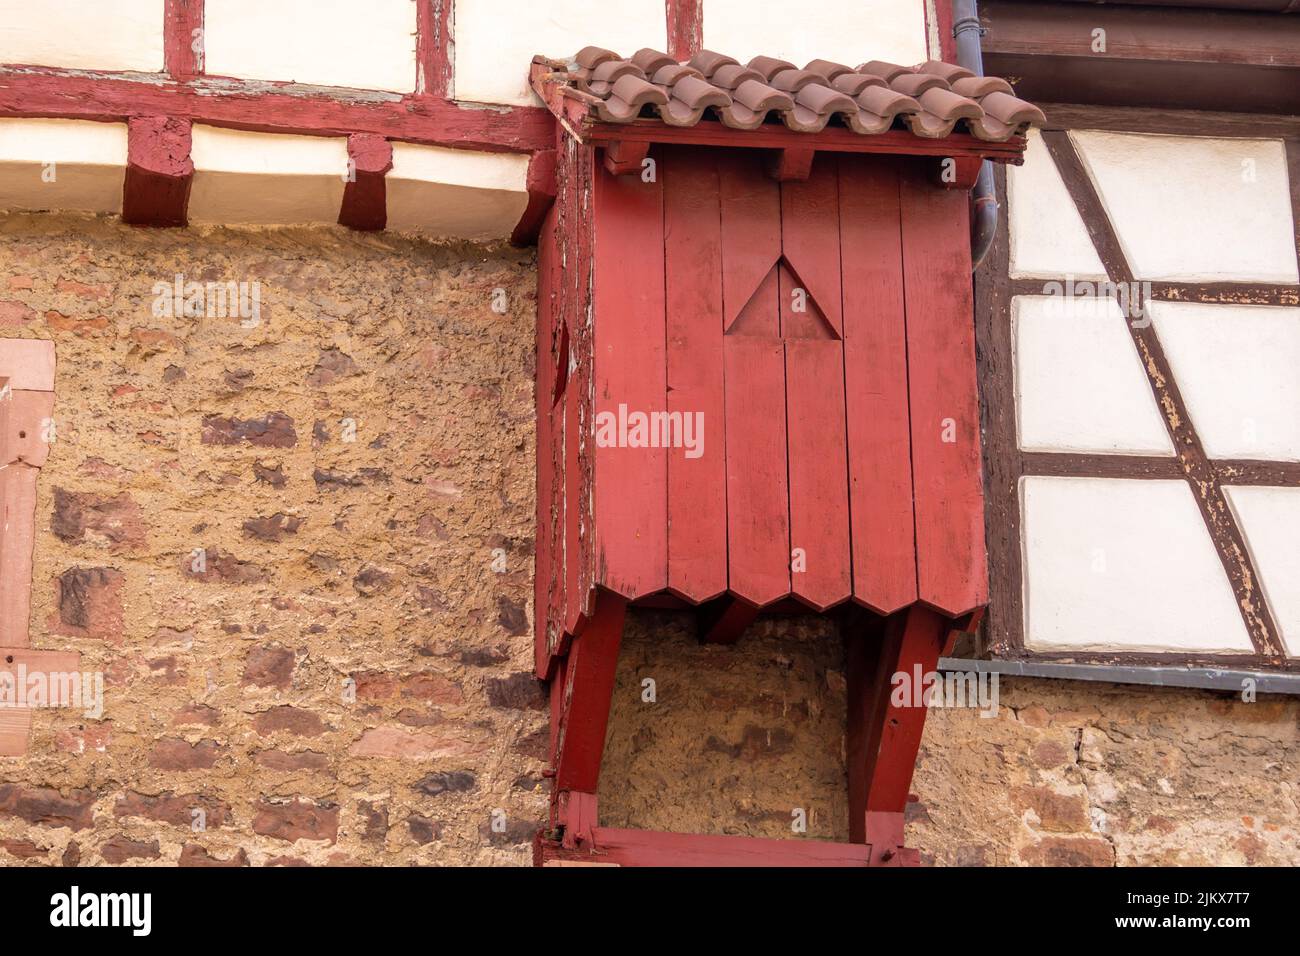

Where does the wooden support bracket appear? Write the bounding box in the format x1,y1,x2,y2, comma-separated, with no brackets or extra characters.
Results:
846,603,950,864
603,140,651,176
697,595,759,645
767,147,816,182
937,154,983,190
338,133,393,232
122,116,193,228
549,590,627,848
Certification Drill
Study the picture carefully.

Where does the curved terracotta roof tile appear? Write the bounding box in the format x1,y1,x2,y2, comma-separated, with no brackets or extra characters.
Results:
536,49,1044,144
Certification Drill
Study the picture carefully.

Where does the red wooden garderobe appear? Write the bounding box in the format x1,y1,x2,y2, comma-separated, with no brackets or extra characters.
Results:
530,48,1044,866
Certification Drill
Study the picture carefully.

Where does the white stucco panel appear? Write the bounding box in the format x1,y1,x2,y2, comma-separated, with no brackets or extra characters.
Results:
1149,301,1300,462
0,118,127,215
1224,485,1300,657
1008,129,1106,280
188,126,348,225
0,0,163,73
456,0,666,106
705,0,927,79
205,0,418,92
1013,295,1172,456
1071,130,1298,283
386,142,529,240
1022,476,1251,654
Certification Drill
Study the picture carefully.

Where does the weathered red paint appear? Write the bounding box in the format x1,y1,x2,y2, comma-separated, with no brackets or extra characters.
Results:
0,70,552,155
337,133,392,232
122,116,193,228
416,0,454,97
665,0,704,61
164,0,205,80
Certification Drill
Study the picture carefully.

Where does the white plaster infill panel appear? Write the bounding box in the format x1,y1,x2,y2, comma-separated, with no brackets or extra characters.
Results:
0,0,163,73
204,0,418,92
1013,295,1172,456
1021,476,1252,654
1224,486,1300,657
705,0,928,71
456,0,667,106
0,119,127,215
188,126,349,226
386,143,529,241
1008,129,1106,280
1071,130,1298,284
1149,301,1300,462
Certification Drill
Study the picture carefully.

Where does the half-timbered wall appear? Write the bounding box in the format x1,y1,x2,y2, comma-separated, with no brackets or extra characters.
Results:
979,110,1300,667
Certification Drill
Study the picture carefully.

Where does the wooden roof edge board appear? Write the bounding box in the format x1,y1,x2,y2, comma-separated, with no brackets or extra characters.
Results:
0,69,553,154
982,0,1300,67
536,827,877,867
583,120,1027,163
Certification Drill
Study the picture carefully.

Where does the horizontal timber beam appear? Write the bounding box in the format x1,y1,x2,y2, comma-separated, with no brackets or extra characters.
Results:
0,68,553,154
982,0,1300,114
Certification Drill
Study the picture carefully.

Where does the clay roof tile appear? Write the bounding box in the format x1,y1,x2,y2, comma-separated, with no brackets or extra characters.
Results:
537,49,1043,145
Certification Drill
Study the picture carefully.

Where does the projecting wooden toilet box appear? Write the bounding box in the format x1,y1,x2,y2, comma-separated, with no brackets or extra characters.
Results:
529,48,1043,866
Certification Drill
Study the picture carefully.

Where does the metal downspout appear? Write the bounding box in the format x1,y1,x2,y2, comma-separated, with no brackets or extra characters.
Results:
952,0,998,271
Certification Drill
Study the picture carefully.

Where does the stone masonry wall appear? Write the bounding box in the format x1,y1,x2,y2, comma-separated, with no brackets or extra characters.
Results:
0,214,544,865
599,613,1300,865
0,213,1295,867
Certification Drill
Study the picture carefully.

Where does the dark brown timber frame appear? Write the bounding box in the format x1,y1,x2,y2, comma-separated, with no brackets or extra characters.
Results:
976,104,1300,670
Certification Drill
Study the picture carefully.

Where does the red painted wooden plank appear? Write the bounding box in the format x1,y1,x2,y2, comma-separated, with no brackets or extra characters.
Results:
591,158,668,601
535,204,559,679
899,167,988,616
338,133,392,232
538,827,874,867
839,156,918,613
663,146,727,604
562,148,589,637
719,152,789,607
552,590,627,794
122,116,193,228
780,166,851,611
779,158,842,337
164,0,205,80
0,71,553,155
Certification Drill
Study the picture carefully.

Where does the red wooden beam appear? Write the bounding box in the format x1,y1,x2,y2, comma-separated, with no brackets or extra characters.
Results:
122,116,193,227
537,827,875,867
845,604,949,864
338,133,392,231
666,0,704,61
510,148,557,246
549,590,627,845
697,595,759,645
416,0,453,97
585,120,1026,164
164,0,205,80
0,70,553,154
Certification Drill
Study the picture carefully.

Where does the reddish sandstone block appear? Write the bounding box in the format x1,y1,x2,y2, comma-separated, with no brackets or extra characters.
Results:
251,798,339,844
50,567,125,642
